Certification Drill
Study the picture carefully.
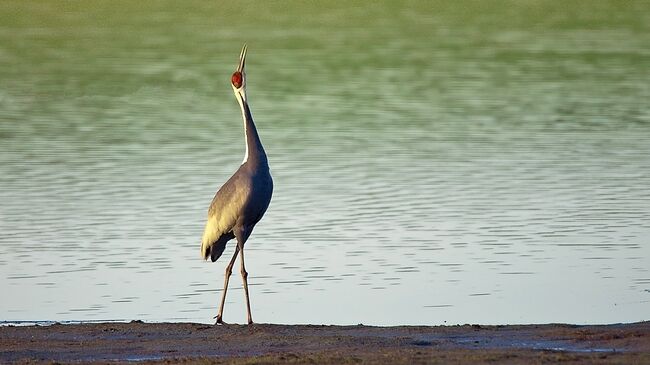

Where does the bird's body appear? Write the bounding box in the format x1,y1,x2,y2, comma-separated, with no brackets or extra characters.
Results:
200,45,272,325
201,159,272,262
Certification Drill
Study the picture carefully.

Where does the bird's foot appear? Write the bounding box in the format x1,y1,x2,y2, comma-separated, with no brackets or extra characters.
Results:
213,315,227,325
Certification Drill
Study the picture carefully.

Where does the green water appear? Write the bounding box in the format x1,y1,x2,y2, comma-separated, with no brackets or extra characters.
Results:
1,1,649,325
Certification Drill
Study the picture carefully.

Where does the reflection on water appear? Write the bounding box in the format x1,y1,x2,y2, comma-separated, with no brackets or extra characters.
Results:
1,1,649,325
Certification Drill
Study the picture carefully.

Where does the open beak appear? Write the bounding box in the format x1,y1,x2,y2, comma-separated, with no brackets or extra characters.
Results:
236,44,247,73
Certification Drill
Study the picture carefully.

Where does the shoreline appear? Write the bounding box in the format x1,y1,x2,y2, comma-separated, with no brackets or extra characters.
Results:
1,321,648,364
0,321,650,364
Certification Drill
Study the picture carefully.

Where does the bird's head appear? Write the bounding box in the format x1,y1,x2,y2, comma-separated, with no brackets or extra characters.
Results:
231,44,247,100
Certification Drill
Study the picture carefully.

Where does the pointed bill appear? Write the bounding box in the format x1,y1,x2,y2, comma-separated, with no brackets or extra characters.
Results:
237,44,247,73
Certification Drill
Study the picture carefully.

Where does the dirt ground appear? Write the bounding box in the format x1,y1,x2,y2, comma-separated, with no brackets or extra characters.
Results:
1,321,648,364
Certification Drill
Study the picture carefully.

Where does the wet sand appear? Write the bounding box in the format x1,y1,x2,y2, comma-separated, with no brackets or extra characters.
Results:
1,321,648,364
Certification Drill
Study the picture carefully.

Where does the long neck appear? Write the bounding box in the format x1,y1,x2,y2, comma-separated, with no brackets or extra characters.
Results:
236,91,267,167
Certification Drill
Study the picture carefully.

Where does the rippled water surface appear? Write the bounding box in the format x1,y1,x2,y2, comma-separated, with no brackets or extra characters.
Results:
1,1,649,325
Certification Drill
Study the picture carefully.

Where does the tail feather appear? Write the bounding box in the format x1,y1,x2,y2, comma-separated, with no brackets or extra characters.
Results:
202,231,235,262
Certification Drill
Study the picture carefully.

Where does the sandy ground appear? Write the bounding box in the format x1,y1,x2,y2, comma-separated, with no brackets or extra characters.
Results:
1,321,648,364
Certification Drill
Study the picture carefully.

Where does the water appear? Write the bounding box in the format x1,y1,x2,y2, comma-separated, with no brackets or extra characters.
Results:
1,1,649,325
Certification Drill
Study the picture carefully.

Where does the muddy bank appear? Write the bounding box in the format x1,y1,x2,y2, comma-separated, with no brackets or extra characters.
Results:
1,321,648,364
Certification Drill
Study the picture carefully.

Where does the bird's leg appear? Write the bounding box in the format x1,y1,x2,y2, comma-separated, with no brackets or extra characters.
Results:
215,246,240,325
237,239,253,325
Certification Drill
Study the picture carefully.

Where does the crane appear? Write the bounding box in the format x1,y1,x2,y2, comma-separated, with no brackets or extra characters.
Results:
200,45,273,325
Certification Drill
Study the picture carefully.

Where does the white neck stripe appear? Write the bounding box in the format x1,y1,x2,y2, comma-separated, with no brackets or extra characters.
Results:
235,90,249,164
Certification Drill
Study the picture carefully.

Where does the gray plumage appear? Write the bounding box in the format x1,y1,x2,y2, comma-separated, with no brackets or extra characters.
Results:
200,45,272,325
202,153,272,262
